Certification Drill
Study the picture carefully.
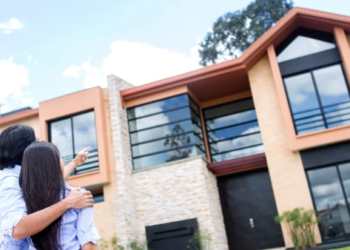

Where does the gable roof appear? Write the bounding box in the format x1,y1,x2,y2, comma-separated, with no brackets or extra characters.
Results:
120,7,350,105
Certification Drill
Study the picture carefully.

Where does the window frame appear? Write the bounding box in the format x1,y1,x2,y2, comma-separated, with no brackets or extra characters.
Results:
277,28,350,135
203,97,264,163
306,161,350,243
48,109,99,176
127,94,206,170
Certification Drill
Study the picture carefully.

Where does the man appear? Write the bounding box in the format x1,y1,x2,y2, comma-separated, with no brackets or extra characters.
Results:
0,125,94,249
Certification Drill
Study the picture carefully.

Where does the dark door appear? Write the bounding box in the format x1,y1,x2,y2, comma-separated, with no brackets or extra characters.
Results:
218,168,284,250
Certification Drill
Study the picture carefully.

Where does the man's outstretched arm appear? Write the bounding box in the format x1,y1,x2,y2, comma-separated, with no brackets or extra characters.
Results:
64,147,90,180
12,187,93,241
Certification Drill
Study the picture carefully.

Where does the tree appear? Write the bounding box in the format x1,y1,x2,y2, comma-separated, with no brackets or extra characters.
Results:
164,124,192,162
198,0,294,66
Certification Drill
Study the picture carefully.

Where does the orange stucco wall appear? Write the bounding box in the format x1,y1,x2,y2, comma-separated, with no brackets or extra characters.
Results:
39,87,111,187
0,115,40,136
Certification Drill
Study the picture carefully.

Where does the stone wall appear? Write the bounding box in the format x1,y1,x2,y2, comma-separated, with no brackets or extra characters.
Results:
248,56,321,247
132,157,229,250
107,75,139,245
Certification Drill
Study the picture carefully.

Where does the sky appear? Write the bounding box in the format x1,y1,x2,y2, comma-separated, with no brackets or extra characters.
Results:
1,0,350,113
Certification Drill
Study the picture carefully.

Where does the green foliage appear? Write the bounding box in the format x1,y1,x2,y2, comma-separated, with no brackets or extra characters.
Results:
99,237,149,250
199,0,294,66
275,208,321,249
188,230,212,250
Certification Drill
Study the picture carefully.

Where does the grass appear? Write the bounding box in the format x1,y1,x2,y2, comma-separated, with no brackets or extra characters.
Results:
331,247,350,250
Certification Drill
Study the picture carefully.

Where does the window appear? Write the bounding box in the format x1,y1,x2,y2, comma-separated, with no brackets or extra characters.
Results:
93,193,104,203
204,98,264,163
49,111,98,175
127,94,205,170
277,28,350,135
307,163,350,241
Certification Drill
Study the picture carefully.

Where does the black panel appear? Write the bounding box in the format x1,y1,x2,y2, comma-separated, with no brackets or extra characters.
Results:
218,168,284,250
279,48,341,77
301,141,350,169
146,218,199,250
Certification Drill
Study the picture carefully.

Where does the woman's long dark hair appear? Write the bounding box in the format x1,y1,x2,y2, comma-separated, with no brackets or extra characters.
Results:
19,141,66,250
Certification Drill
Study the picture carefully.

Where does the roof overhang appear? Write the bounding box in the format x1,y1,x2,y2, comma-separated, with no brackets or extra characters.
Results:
0,108,39,126
120,7,350,107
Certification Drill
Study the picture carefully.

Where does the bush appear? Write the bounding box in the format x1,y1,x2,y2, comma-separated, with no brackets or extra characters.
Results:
275,208,321,249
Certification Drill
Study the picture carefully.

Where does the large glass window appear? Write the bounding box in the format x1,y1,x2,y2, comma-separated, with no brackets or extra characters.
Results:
284,64,350,134
308,163,350,241
127,94,205,170
204,98,264,163
49,111,98,175
277,29,350,135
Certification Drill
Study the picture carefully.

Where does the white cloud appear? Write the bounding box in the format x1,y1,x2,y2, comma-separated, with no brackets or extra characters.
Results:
27,55,32,62
0,18,24,35
62,40,201,88
0,57,34,113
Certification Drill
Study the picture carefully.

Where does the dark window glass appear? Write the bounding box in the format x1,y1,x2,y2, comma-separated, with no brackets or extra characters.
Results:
127,95,188,119
49,111,99,175
73,112,97,153
284,64,350,134
129,108,190,132
204,98,264,163
50,118,73,158
277,36,335,63
308,165,350,241
130,120,193,144
132,132,196,158
133,146,198,170
93,193,104,203
128,94,206,170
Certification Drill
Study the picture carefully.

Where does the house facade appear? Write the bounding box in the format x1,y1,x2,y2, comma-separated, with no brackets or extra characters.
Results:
2,7,350,250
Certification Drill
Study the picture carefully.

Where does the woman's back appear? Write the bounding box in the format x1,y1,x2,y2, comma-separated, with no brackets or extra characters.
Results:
19,142,100,250
59,204,99,249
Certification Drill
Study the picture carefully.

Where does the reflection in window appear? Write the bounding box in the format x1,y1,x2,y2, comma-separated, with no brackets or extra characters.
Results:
127,94,205,170
277,36,335,63
49,111,98,175
284,64,350,134
204,98,264,163
308,164,350,241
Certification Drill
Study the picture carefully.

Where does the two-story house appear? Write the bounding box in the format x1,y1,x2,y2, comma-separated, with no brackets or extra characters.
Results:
2,7,350,250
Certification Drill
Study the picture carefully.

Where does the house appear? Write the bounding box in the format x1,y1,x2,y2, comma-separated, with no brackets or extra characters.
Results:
2,7,350,250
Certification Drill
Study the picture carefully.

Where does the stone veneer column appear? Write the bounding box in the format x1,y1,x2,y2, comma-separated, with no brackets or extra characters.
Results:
107,75,138,244
248,56,321,247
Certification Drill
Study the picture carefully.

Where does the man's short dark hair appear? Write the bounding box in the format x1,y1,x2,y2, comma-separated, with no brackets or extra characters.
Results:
0,125,36,170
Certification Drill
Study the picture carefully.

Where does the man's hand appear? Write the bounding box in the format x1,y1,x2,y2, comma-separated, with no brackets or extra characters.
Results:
64,187,94,209
74,147,90,166
64,147,90,180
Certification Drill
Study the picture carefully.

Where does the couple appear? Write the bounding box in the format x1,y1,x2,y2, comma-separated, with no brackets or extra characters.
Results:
0,125,100,250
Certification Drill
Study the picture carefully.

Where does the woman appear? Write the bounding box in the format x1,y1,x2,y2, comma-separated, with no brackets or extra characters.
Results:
19,141,100,250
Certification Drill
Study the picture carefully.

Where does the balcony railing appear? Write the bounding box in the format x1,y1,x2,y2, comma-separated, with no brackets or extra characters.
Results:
62,149,99,176
293,100,350,134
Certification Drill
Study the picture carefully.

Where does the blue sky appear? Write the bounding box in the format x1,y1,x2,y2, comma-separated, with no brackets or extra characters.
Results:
1,0,350,113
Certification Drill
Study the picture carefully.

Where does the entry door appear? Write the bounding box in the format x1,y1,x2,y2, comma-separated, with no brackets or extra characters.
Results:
218,168,284,250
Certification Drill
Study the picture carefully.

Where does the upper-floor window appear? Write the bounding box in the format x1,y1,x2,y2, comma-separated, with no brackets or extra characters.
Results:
127,94,206,170
49,111,98,175
204,98,264,163
277,28,350,135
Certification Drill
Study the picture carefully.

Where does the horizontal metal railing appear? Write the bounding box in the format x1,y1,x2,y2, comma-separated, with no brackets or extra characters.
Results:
62,149,99,176
293,100,350,134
